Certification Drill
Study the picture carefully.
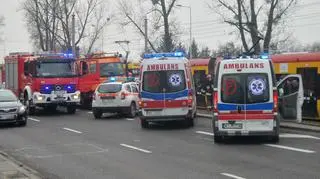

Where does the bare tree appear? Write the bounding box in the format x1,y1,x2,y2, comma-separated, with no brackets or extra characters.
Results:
118,0,179,53
22,0,110,53
209,0,297,54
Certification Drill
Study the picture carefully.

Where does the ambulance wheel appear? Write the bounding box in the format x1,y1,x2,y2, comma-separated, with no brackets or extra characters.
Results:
140,119,149,129
93,110,102,119
67,106,76,114
184,118,194,127
214,135,223,143
128,102,136,118
270,135,279,143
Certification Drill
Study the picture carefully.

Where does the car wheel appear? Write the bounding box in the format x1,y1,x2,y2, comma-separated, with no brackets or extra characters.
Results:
128,102,136,118
141,119,149,129
18,117,27,127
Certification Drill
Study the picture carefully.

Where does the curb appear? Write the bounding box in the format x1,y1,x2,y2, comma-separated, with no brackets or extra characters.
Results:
0,151,42,179
197,113,320,133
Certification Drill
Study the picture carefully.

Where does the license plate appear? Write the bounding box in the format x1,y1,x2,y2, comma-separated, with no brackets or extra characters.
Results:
222,123,243,129
101,96,115,100
54,90,66,96
147,111,162,116
0,115,15,120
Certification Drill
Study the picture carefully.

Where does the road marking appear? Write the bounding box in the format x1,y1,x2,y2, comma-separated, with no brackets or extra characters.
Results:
28,118,40,122
280,133,320,140
88,111,93,114
196,131,214,136
63,128,82,134
221,173,246,179
120,144,152,154
126,118,135,121
265,144,316,154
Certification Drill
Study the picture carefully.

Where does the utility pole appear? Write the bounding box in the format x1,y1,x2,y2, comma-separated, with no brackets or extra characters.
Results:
72,14,76,57
115,40,130,78
144,18,148,53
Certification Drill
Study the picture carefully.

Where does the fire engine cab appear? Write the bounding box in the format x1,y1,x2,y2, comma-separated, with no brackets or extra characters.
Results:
4,52,80,114
139,52,197,128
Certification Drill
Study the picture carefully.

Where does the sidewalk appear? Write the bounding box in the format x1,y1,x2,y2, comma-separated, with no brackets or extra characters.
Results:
197,109,320,133
0,152,41,179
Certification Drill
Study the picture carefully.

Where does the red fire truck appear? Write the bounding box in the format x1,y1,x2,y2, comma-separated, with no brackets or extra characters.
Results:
78,52,126,108
4,52,80,114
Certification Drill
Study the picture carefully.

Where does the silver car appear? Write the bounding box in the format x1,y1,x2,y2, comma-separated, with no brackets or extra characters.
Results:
0,89,28,126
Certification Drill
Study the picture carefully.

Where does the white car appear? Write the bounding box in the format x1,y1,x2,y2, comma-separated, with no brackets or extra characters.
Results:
92,81,140,119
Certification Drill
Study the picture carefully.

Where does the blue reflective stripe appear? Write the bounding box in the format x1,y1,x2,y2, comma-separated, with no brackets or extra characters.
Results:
141,90,188,100
218,103,273,111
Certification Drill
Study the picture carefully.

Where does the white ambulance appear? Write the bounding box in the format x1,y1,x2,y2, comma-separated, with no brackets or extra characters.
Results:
138,52,197,128
213,54,280,143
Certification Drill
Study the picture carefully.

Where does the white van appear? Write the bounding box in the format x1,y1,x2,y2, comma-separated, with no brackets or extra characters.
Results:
213,55,280,143
138,52,197,128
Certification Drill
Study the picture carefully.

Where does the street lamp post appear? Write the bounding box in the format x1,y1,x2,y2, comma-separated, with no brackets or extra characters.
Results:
176,4,192,60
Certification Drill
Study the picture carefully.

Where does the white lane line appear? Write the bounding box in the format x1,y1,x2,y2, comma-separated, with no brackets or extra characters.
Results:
196,131,214,136
280,133,320,140
126,118,135,121
63,128,83,134
120,144,152,154
87,111,93,114
28,118,40,122
221,173,246,179
265,144,316,154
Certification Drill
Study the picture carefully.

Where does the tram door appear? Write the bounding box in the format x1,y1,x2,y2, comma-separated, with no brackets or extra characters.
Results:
297,68,318,118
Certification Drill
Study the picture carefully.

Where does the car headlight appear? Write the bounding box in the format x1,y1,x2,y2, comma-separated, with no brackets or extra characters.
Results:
19,106,26,114
72,93,79,99
34,95,44,101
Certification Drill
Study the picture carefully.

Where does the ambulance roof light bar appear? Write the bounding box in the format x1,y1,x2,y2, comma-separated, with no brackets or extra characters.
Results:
143,52,185,59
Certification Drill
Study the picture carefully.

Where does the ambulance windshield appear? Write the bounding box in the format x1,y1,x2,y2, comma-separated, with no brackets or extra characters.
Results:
100,63,125,77
142,70,186,93
36,61,78,78
221,73,269,104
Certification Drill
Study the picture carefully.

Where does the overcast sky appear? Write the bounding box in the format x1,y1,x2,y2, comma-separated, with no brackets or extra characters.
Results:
1,0,320,62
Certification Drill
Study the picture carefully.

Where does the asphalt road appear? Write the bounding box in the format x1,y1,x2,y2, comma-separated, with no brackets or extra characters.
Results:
0,108,319,179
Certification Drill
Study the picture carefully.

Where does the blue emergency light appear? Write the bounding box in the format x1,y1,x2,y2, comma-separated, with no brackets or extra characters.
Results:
63,53,74,58
110,77,116,82
260,52,270,59
143,52,185,59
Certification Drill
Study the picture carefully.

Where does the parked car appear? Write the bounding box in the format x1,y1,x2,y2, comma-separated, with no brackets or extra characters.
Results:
0,89,28,126
91,80,140,119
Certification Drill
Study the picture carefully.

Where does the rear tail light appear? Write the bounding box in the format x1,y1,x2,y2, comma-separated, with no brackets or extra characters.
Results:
187,89,193,107
120,92,126,100
139,100,143,108
273,90,278,112
213,91,218,112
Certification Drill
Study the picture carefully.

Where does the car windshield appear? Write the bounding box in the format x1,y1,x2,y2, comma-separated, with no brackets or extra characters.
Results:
142,70,186,93
100,63,125,77
98,84,122,93
221,73,270,104
36,62,78,78
0,90,18,102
